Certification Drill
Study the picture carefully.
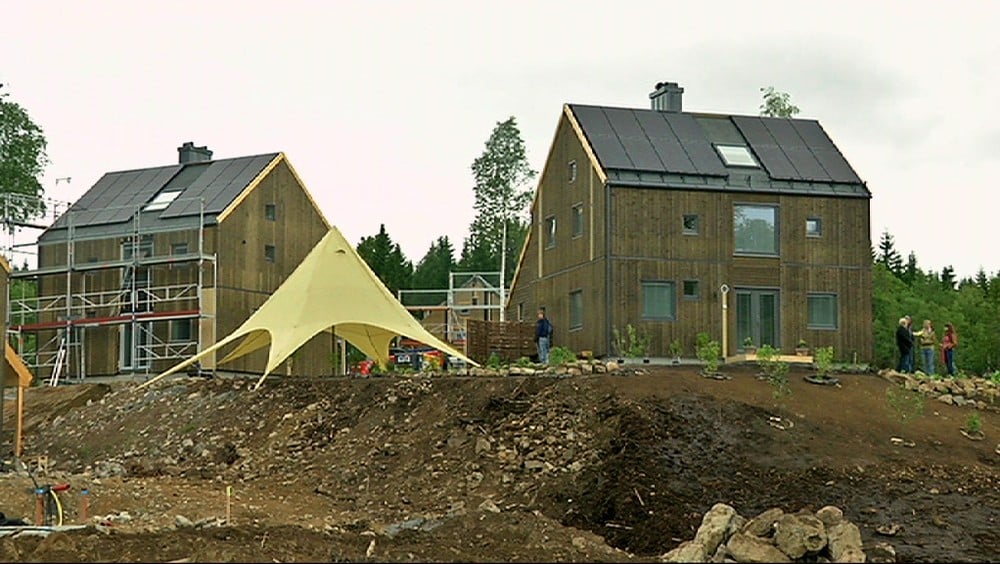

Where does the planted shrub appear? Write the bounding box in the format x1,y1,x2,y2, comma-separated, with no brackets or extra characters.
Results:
548,346,577,366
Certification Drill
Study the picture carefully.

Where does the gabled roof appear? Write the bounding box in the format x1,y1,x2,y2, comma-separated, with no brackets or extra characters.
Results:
41,152,281,241
567,104,870,198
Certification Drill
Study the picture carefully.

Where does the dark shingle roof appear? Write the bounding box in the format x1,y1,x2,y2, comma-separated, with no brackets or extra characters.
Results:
45,153,279,237
568,104,869,197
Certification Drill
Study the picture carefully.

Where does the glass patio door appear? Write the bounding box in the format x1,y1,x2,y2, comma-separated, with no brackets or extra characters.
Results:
735,289,779,351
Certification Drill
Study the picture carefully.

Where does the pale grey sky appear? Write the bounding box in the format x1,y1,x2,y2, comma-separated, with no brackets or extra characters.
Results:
3,1,998,278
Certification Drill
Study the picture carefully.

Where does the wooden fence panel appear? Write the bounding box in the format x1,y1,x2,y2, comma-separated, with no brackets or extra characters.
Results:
466,320,536,364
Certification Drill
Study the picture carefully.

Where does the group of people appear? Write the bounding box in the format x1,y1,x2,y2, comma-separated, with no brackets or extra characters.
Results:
895,315,958,376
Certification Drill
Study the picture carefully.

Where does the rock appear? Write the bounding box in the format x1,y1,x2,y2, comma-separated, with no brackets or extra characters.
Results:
827,521,865,563
175,514,194,528
774,513,827,558
815,505,844,527
743,507,784,537
661,540,709,563
691,503,738,558
936,394,955,405
571,536,588,551
726,532,792,563
605,361,620,372
478,499,500,513
474,437,491,454
867,541,897,563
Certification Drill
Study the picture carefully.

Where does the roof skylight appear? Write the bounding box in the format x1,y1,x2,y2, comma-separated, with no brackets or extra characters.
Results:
143,190,182,212
716,145,758,168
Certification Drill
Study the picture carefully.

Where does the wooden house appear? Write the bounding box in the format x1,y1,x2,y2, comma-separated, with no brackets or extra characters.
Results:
506,83,873,361
13,143,333,378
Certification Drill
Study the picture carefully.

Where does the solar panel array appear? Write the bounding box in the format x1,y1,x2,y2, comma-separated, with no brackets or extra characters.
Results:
571,105,727,177
731,116,862,184
48,154,279,230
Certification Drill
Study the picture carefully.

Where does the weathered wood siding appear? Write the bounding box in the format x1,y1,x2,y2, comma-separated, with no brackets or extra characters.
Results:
214,158,330,375
507,111,608,355
608,188,872,360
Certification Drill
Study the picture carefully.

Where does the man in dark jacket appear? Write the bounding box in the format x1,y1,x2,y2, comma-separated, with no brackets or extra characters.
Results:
536,309,553,364
896,317,914,373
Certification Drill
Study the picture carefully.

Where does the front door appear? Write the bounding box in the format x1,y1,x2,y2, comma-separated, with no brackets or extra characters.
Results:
735,289,779,351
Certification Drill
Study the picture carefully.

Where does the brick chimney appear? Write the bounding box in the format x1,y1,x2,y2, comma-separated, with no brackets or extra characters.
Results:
649,81,684,112
177,142,213,164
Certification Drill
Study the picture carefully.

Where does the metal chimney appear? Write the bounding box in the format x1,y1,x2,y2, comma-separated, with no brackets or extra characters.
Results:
649,82,684,112
177,142,213,164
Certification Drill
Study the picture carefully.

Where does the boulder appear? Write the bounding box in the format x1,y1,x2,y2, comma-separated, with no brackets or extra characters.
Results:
774,513,827,558
692,503,739,556
827,521,865,563
726,532,792,563
742,507,784,537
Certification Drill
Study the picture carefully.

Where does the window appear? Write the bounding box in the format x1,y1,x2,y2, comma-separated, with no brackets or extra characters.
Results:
171,319,194,342
265,203,277,221
568,160,577,183
807,293,838,329
544,216,556,248
569,290,583,329
572,204,584,237
517,302,524,322
683,280,700,300
171,242,188,255
682,214,700,235
143,190,182,212
265,245,276,263
806,217,822,237
641,281,676,320
715,145,759,167
734,204,779,255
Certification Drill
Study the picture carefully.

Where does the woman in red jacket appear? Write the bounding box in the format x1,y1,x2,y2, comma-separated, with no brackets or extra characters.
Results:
942,323,958,376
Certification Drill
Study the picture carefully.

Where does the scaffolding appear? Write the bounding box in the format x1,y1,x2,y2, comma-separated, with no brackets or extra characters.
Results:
3,194,217,383
397,271,505,346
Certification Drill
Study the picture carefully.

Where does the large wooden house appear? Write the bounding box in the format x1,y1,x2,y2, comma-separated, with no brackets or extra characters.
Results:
13,143,332,378
506,83,873,361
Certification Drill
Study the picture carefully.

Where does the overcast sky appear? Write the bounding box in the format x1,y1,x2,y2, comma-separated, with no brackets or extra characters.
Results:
3,1,998,279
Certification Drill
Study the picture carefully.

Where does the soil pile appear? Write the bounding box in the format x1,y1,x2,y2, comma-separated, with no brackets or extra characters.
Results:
1,364,997,562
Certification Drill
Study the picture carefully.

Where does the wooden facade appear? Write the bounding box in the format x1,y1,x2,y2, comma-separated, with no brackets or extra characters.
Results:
507,101,874,362
26,152,332,378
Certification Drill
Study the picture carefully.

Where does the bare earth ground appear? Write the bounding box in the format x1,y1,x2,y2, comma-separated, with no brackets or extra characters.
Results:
1,363,998,563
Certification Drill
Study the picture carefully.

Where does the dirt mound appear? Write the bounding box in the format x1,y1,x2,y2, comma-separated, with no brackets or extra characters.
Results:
2,364,998,562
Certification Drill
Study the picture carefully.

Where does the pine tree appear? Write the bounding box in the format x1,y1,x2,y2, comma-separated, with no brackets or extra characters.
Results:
410,236,457,306
875,231,904,278
356,224,412,296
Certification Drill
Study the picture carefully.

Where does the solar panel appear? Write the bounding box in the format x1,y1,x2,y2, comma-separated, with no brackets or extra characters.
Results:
603,108,665,172
664,113,727,176
571,106,633,170
791,121,862,183
634,111,700,174
159,154,277,219
751,145,800,180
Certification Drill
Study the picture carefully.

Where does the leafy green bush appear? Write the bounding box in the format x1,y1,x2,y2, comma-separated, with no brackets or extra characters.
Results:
757,344,790,399
668,338,683,359
814,346,835,378
965,412,983,435
612,324,651,358
696,332,721,374
486,352,504,370
886,386,925,424
548,346,577,366
516,356,533,368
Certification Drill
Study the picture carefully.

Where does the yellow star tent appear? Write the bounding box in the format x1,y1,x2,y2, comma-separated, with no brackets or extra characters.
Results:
141,226,477,389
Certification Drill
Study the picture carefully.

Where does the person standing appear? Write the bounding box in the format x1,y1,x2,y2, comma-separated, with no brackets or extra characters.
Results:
905,315,916,374
895,317,914,373
535,308,553,364
942,322,958,376
914,319,937,375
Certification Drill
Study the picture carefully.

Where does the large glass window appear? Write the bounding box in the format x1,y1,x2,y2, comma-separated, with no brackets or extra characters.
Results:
171,319,194,342
641,281,676,320
808,293,838,329
569,290,583,329
734,204,779,255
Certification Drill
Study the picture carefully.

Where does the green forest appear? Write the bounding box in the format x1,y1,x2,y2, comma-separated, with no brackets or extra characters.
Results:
872,231,999,376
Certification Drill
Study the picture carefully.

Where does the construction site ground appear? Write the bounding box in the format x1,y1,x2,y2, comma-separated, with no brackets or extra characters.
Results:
1,362,998,563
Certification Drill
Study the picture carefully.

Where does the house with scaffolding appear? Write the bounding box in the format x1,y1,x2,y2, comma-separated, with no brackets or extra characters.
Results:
9,142,333,380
